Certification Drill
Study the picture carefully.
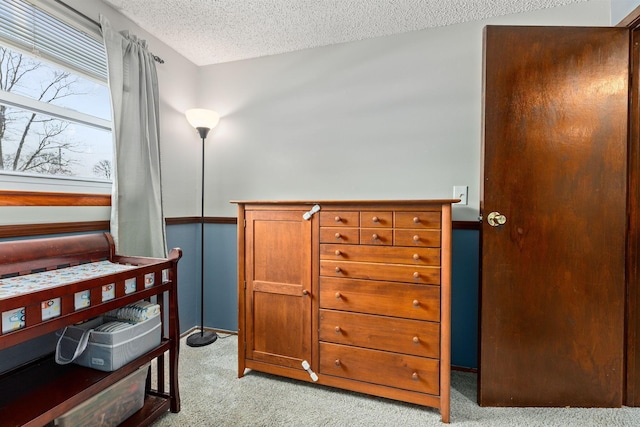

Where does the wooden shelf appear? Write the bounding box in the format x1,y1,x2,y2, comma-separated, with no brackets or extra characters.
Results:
0,341,172,427
120,395,172,427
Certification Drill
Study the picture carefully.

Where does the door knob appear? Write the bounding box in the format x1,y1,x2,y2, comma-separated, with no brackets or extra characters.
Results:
487,211,507,227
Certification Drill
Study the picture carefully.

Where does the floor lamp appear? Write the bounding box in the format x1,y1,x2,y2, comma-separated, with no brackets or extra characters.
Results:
185,108,220,347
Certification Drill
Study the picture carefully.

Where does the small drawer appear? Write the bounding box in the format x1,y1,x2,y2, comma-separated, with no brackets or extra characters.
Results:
320,227,359,244
319,277,440,321
319,309,440,358
360,211,392,228
395,211,441,229
394,229,441,247
359,228,393,246
320,260,441,285
321,244,440,266
319,342,439,395
320,211,359,227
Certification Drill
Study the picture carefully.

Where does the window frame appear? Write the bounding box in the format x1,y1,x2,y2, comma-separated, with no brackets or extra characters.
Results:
0,0,113,189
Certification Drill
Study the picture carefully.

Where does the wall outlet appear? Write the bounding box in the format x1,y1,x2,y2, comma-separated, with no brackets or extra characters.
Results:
453,186,468,205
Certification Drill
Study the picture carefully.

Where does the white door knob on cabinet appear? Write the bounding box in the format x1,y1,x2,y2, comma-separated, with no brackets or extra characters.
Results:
487,212,507,227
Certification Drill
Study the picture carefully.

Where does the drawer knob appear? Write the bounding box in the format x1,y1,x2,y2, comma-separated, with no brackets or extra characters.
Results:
412,372,419,381
372,233,379,240
335,326,341,333
335,359,341,367
413,299,420,307
413,235,420,242
372,216,379,223
335,250,342,256
335,292,342,299
413,253,420,261
334,216,342,223
413,272,420,279
302,289,309,296
335,232,342,239
413,336,420,344
413,216,420,224
335,267,342,273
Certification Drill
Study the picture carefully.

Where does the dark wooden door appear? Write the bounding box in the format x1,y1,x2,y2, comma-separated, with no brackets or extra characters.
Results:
244,209,312,370
628,26,640,407
480,26,629,407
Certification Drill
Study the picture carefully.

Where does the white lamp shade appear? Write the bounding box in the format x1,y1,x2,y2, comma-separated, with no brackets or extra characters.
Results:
185,108,220,130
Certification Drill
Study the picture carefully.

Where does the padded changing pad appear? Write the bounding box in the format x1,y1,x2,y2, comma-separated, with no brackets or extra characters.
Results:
0,261,136,300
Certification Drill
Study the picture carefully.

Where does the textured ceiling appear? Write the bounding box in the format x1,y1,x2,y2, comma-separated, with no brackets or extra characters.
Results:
101,0,590,66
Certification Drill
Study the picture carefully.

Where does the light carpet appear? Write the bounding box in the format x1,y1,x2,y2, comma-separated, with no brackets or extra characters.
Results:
151,334,640,426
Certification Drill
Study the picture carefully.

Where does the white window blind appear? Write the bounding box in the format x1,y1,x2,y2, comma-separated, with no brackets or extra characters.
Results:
0,0,107,82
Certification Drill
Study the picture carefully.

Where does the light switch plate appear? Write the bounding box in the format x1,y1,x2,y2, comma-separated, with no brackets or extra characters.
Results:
453,186,468,205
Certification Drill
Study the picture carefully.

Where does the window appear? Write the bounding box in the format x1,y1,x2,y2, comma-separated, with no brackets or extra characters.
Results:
0,0,112,183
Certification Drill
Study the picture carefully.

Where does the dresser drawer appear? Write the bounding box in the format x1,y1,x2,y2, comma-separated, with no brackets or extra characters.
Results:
394,229,441,247
321,260,440,285
320,211,359,227
319,309,439,358
319,277,440,321
320,227,359,244
395,211,441,229
359,228,393,246
321,244,440,266
319,342,440,395
360,211,393,228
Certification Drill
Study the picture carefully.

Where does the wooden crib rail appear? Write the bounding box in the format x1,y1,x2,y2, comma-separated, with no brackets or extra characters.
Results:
0,232,114,277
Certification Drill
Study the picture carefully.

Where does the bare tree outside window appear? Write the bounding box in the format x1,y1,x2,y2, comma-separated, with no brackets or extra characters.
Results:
0,46,112,180
93,159,112,179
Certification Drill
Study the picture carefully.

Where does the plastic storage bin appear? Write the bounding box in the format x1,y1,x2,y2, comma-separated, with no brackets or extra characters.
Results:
53,364,148,426
55,314,161,371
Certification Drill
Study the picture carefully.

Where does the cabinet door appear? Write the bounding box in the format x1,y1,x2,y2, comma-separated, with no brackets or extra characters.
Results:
244,209,312,370
481,26,628,407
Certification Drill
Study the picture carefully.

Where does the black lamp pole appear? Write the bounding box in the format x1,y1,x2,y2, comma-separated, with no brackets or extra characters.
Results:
186,126,218,347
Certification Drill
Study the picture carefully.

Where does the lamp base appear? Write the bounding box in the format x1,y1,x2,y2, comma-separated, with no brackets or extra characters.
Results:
186,330,218,347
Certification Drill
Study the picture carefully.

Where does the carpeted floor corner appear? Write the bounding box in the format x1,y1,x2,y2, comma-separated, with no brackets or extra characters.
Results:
151,334,640,426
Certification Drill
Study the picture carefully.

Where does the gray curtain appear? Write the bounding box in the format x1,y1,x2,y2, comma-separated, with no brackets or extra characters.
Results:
100,16,167,258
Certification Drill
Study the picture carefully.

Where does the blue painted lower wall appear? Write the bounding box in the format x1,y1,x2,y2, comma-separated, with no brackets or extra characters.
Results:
165,224,201,335
167,223,480,369
0,224,479,374
451,229,479,369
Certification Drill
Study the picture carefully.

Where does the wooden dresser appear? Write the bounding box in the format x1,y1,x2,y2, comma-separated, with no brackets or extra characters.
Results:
234,200,454,423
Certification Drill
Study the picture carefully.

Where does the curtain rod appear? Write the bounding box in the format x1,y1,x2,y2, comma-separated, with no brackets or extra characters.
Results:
52,0,165,64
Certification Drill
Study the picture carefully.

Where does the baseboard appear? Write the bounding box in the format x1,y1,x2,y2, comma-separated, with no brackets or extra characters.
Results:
180,326,238,338
451,365,477,374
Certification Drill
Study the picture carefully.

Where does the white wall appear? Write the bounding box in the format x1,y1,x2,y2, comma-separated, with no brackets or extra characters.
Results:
612,0,640,23
0,1,616,223
193,1,610,221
